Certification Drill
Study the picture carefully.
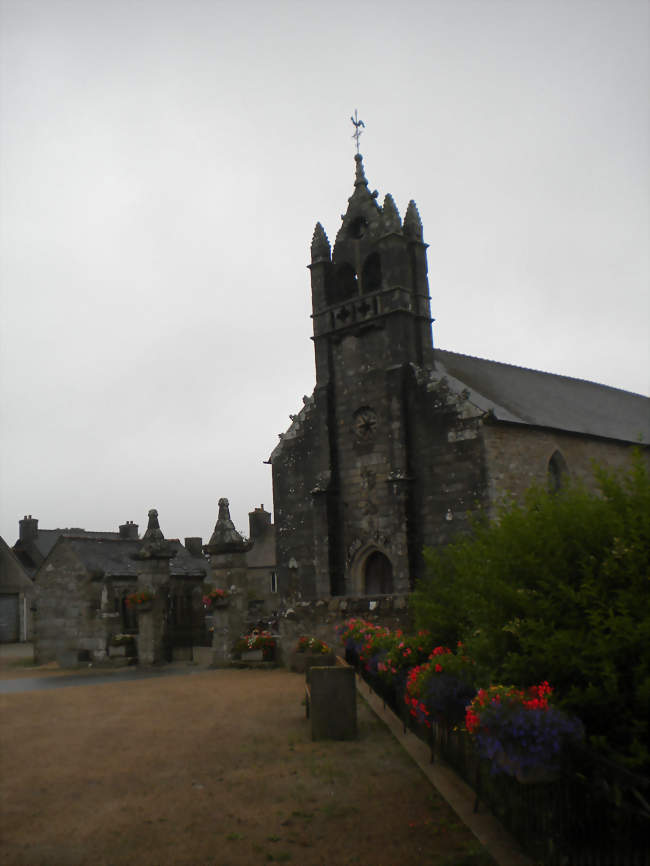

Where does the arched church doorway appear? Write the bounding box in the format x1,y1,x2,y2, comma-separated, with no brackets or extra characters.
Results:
364,551,394,595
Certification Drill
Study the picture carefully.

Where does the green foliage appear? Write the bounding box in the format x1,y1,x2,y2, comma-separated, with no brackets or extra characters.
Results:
411,452,650,770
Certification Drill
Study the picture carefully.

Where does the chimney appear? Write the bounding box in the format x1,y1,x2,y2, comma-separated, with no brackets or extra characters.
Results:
19,515,38,543
184,537,203,557
119,520,139,540
248,504,271,541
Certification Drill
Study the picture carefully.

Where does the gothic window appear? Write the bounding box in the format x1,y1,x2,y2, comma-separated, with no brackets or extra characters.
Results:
364,551,394,595
326,262,357,306
361,252,382,294
547,450,569,493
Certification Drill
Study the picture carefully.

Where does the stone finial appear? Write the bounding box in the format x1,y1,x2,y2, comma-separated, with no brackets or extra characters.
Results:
143,508,164,541
382,193,402,233
310,222,331,262
132,508,175,561
404,200,423,240
354,153,368,188
206,497,249,554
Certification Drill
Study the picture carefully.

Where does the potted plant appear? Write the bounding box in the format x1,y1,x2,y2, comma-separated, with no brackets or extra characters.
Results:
337,617,386,667
404,643,477,730
108,633,137,658
202,587,230,610
290,636,335,672
377,630,441,707
465,682,583,783
125,589,154,612
233,630,276,662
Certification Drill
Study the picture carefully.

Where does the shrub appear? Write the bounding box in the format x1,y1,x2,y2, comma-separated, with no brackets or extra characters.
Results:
411,453,650,770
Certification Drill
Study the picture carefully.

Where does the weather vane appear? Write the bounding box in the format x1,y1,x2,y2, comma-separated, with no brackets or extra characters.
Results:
351,109,365,154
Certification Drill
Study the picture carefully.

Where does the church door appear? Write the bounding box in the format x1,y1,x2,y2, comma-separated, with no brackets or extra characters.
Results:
364,552,393,595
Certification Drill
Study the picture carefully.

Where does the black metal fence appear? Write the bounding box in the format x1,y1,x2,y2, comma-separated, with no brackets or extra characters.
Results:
354,659,650,866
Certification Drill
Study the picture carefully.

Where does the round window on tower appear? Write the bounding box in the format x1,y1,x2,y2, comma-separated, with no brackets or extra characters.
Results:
348,216,367,239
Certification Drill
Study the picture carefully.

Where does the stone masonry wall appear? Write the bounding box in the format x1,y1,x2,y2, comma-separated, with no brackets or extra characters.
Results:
482,422,648,514
408,373,489,576
34,544,108,665
276,594,413,667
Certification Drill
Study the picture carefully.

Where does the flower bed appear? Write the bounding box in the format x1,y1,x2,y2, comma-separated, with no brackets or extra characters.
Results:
290,636,335,673
125,590,154,609
404,643,476,729
465,683,583,781
202,587,229,609
233,630,276,661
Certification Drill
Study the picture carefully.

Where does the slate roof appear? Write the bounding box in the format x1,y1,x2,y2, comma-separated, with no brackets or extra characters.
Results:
434,350,649,445
0,536,35,593
41,537,208,581
30,529,120,560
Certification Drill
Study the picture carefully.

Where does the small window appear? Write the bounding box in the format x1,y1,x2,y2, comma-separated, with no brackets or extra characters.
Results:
348,216,367,239
361,252,382,294
548,450,569,493
270,571,278,593
326,262,357,306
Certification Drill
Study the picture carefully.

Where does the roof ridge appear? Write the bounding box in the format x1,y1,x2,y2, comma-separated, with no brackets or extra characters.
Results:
436,348,648,398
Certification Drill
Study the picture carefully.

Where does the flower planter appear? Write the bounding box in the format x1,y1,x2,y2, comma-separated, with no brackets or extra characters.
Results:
135,602,153,613
241,649,264,662
290,650,336,673
108,644,127,657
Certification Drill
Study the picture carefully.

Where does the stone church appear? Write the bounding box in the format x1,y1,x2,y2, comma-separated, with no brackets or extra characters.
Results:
270,154,649,601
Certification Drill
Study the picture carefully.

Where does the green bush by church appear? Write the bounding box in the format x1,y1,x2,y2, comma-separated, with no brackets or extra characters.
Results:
411,452,650,772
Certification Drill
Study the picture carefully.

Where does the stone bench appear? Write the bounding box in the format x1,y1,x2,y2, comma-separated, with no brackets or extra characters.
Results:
305,655,357,741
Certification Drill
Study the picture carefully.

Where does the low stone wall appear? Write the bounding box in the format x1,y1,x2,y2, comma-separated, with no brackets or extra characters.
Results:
276,595,412,667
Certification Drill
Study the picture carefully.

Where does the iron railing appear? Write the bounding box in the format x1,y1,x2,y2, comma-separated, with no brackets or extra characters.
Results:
355,660,649,865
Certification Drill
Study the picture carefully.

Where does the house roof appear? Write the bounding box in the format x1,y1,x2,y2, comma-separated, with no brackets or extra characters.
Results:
40,537,207,581
31,529,120,560
0,536,35,593
434,350,649,445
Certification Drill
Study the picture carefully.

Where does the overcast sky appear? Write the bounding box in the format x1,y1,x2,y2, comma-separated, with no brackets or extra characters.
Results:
1,0,648,546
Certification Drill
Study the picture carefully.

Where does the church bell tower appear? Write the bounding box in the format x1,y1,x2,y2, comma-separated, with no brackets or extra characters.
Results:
308,153,434,385
271,150,437,600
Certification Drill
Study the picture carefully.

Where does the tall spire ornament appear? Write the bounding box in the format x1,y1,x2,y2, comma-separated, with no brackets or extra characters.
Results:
350,109,365,154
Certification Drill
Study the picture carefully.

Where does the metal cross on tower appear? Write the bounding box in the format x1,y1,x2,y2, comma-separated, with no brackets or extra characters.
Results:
350,109,365,154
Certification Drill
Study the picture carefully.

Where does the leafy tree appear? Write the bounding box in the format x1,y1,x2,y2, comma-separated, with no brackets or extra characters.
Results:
411,453,650,770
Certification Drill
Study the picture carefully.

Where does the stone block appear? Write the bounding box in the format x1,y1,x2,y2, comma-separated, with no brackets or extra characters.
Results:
172,646,192,661
193,646,214,666
308,665,357,741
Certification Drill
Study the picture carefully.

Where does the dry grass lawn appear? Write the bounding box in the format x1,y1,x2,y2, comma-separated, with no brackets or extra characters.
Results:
0,667,495,866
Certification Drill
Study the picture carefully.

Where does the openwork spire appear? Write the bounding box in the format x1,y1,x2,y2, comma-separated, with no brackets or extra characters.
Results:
404,199,423,240
382,193,402,233
310,222,331,262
